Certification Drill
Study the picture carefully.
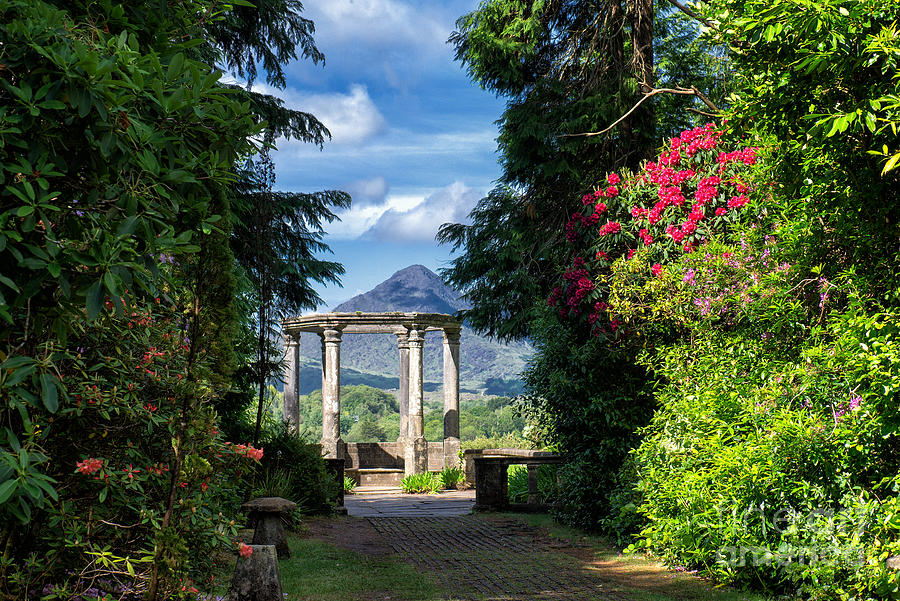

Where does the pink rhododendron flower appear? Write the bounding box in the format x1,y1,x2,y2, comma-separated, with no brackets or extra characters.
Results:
76,458,103,475
651,263,663,277
607,173,620,185
238,543,253,558
598,221,622,236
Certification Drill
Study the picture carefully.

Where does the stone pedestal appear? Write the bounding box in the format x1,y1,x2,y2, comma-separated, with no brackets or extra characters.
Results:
242,497,297,559
227,544,282,601
473,457,510,512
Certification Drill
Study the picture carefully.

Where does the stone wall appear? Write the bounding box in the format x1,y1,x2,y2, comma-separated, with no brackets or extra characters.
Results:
343,442,445,471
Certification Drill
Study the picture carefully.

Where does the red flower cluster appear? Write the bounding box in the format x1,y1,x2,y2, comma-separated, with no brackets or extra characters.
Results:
550,123,765,333
598,221,622,236
231,443,264,462
76,457,103,475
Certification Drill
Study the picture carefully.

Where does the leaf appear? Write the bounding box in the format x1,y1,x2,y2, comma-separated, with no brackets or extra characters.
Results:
40,373,58,413
166,53,185,83
0,479,16,505
86,280,104,320
1,355,34,369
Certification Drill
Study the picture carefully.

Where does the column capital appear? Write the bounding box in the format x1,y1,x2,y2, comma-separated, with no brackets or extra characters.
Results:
407,327,425,346
395,330,410,349
283,332,299,347
322,328,343,344
442,329,461,345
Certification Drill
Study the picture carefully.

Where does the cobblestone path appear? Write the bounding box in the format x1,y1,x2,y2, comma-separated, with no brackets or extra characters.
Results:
368,516,636,601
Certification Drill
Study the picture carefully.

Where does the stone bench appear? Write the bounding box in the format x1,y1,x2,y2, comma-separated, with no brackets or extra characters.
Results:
472,454,563,512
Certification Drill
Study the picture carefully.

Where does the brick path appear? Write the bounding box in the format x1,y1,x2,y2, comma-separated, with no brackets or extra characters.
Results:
368,516,635,601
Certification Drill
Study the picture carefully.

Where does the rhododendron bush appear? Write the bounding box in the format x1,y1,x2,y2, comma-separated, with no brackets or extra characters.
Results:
549,124,768,334
1,298,264,599
540,122,900,599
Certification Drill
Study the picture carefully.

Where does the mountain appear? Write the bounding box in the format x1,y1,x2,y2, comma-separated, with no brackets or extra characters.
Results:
295,265,531,394
332,264,468,315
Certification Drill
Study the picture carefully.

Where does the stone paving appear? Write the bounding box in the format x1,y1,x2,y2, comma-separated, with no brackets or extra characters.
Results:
369,516,630,601
344,489,475,517
341,489,637,601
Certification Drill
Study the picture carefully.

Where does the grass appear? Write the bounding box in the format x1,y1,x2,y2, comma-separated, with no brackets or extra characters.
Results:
500,513,775,601
209,517,776,601
209,533,441,601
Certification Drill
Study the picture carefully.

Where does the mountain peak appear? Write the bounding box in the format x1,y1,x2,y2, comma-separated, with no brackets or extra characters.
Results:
332,264,469,314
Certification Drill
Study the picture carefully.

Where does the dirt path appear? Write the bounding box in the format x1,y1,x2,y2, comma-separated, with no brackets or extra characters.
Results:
303,513,724,601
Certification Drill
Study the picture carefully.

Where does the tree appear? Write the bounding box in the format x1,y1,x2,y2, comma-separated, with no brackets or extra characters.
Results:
0,0,345,596
230,150,349,446
440,0,727,339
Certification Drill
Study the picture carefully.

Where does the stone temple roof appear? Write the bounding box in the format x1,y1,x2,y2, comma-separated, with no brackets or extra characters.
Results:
281,312,462,335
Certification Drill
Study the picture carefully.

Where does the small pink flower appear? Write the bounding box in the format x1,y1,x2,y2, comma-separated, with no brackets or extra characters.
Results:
238,543,253,559
76,458,103,475
607,173,620,185
651,264,663,278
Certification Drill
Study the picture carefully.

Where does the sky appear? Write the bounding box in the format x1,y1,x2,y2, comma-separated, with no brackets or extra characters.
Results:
258,0,507,310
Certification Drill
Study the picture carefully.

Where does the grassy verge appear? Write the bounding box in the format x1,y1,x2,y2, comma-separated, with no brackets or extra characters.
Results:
497,513,775,601
209,534,440,601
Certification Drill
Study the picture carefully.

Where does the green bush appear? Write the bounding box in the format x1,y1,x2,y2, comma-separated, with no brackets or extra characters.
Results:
400,472,442,495
439,466,465,489
343,476,358,495
507,464,558,504
255,422,339,514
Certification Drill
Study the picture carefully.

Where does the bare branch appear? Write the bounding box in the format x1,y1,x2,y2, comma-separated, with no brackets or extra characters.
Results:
669,0,717,29
687,107,720,117
690,85,720,112
559,86,720,138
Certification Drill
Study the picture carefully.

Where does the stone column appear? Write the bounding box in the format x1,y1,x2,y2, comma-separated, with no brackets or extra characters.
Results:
442,328,461,468
282,333,300,433
404,327,427,475
395,331,410,442
320,328,343,459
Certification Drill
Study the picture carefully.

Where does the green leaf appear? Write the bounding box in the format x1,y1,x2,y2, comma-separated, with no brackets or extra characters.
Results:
86,280,104,320
1,356,34,369
40,373,58,413
166,53,185,83
0,479,16,505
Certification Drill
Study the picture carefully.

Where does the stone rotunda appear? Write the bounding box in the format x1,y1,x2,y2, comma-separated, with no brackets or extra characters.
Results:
280,312,462,476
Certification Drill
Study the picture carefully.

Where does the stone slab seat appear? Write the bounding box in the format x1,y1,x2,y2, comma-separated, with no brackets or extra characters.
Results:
356,467,405,487
241,497,296,558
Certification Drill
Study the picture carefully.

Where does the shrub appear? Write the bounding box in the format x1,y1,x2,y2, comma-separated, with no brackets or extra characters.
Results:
255,422,339,514
507,464,558,504
439,466,465,489
343,476,358,495
400,473,442,495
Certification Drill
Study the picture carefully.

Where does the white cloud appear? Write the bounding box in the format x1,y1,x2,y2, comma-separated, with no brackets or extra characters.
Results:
252,83,386,146
362,182,481,242
313,0,452,57
344,176,389,207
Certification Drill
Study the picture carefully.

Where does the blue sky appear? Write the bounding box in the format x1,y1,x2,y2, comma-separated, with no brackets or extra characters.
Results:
255,0,506,310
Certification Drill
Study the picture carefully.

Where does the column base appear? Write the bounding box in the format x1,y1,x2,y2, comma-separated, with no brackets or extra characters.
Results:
442,437,460,469
320,438,345,460
404,436,428,475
